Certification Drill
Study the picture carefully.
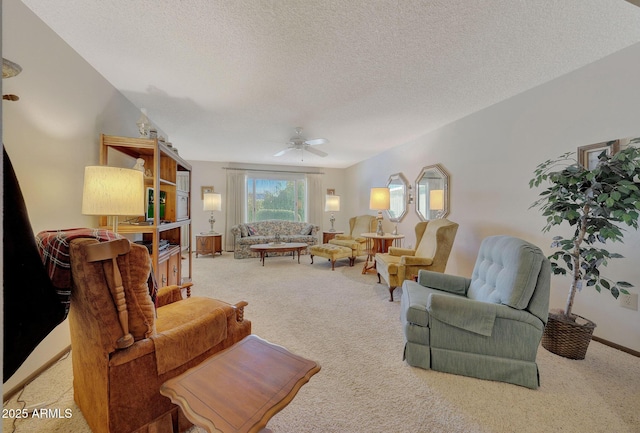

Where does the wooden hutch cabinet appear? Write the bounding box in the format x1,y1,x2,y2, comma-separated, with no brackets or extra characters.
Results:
99,134,192,284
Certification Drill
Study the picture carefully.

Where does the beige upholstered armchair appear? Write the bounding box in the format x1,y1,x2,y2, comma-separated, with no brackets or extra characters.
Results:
329,215,377,256
376,219,459,301
68,238,251,433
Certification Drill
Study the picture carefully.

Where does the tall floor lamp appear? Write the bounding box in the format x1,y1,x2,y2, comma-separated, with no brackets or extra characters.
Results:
369,187,390,236
325,194,341,232
204,192,222,234
82,166,145,233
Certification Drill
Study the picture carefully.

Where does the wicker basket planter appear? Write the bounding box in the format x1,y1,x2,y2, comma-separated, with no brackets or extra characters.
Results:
542,312,597,360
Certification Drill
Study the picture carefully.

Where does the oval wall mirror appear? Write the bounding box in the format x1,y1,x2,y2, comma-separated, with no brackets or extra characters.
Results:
385,172,409,222
415,164,450,221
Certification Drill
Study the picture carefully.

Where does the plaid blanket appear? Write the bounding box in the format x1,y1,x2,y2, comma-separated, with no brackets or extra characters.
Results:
36,228,126,316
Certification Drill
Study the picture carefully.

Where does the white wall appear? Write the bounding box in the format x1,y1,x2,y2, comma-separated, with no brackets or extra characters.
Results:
345,43,640,352
188,160,348,244
2,0,156,391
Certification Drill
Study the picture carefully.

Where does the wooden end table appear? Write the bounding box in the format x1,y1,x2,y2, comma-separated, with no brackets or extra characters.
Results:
160,335,320,433
196,233,223,257
249,242,307,266
360,232,404,274
322,230,344,243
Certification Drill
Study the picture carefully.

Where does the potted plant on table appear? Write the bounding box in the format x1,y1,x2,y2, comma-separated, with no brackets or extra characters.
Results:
529,139,640,359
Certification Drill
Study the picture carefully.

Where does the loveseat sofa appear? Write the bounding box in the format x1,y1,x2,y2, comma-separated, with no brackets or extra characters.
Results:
231,220,319,259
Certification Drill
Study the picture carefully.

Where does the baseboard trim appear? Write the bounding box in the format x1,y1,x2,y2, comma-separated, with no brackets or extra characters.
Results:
592,336,640,358
2,345,72,403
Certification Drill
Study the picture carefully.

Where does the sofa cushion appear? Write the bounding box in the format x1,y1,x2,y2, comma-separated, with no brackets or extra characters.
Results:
376,252,401,275
247,225,258,236
240,224,248,237
153,297,228,374
300,223,314,235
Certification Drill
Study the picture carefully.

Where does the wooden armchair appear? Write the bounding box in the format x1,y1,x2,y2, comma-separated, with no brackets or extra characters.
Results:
69,238,251,433
328,215,376,256
376,219,459,301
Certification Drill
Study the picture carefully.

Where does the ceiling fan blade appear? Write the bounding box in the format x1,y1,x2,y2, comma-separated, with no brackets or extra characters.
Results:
273,147,294,157
305,146,328,157
304,138,329,146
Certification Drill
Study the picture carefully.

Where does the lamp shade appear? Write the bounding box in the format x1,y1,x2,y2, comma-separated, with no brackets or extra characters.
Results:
429,189,444,211
369,187,390,210
203,193,222,211
325,194,341,212
82,166,145,216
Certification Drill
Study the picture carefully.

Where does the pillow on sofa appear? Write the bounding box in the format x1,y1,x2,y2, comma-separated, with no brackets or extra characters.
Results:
240,224,248,237
300,223,314,235
247,225,258,236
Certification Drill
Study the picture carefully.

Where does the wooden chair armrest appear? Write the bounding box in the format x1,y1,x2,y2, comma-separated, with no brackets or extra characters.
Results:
233,301,249,323
156,282,194,307
390,247,415,256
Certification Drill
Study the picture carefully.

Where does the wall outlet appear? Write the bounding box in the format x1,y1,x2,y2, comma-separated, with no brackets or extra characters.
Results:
619,293,639,311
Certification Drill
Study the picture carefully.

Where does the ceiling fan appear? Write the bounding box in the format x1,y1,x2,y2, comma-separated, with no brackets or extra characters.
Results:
273,127,329,160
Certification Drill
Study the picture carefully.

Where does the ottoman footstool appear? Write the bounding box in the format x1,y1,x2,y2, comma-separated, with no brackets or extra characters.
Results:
309,244,355,270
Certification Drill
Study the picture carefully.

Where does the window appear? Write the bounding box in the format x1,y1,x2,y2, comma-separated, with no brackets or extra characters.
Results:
246,173,307,222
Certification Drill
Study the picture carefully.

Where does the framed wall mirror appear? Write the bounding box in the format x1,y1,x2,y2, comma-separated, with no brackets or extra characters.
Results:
385,172,409,222
415,164,450,221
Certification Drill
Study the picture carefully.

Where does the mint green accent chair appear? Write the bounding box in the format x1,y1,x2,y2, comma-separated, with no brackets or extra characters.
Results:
400,235,550,389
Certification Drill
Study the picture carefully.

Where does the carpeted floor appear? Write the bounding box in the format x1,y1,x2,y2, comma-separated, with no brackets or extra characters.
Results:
4,251,640,433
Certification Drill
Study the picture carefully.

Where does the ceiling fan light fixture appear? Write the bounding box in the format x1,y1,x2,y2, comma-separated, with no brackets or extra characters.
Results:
274,127,329,160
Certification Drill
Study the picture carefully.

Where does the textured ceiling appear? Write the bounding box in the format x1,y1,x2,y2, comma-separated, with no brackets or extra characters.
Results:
19,0,640,168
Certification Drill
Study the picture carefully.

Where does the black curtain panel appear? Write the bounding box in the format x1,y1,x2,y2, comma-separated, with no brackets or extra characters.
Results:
3,147,66,381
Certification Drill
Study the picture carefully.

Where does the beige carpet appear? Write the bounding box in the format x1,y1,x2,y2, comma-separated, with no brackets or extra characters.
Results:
4,252,640,433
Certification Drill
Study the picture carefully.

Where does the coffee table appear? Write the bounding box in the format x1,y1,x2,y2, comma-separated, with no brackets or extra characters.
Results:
160,335,320,433
249,242,307,266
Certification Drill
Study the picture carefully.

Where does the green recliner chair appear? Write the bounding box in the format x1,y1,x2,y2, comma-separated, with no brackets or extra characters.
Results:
400,235,550,389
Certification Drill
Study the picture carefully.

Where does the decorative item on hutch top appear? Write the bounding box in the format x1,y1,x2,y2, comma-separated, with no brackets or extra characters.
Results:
136,108,153,138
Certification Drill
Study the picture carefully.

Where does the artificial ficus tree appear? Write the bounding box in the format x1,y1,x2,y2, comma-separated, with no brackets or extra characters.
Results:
529,140,640,317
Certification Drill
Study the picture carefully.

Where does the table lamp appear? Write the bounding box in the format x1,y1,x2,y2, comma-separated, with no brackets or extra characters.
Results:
369,187,390,236
325,194,341,232
82,166,145,233
204,192,222,234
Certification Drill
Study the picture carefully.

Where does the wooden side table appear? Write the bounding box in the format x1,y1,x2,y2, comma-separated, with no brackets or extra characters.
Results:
196,233,222,257
322,230,344,244
360,232,404,274
160,335,320,433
